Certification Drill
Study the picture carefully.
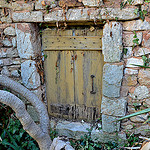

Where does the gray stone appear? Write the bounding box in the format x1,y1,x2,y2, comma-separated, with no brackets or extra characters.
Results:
1,16,12,23
126,58,143,68
11,2,34,11
1,66,10,76
0,60,3,66
27,105,39,122
101,97,126,117
130,114,148,123
56,121,126,143
124,68,138,75
97,8,139,20
56,121,91,139
123,19,150,31
16,23,41,59
142,3,150,13
44,8,139,22
11,70,20,77
82,0,100,7
123,0,143,5
12,37,17,48
125,125,133,130
130,86,149,100
134,125,150,136
12,11,43,22
123,32,143,47
35,0,55,10
123,47,133,58
91,130,126,144
102,64,123,97
44,9,65,22
102,22,123,62
0,48,18,58
102,82,121,98
102,115,120,133
138,69,150,85
21,60,41,89
134,47,150,57
4,27,16,36
2,38,12,47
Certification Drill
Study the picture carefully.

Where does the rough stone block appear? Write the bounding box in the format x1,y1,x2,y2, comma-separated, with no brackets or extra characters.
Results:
44,8,139,22
102,114,120,133
124,68,138,75
102,22,123,62
126,58,143,67
11,2,34,11
134,47,150,57
130,85,149,100
122,75,137,86
101,97,126,117
123,47,133,58
134,125,150,136
2,38,12,47
138,69,150,85
21,60,41,89
123,32,142,47
0,48,18,58
120,86,129,97
123,19,150,31
4,27,16,36
102,63,123,98
1,15,12,23
82,0,100,6
130,114,148,123
12,37,17,48
142,31,150,48
91,130,126,144
56,121,126,143
11,70,20,77
44,9,65,22
56,121,91,139
16,23,41,59
97,7,139,20
12,11,43,22
67,9,89,21
123,0,143,5
102,81,121,98
1,66,10,76
35,0,56,10
142,3,150,13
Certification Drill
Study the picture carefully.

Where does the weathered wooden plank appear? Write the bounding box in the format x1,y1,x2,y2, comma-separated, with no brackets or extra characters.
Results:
43,36,102,50
42,28,72,36
44,51,75,116
74,51,104,109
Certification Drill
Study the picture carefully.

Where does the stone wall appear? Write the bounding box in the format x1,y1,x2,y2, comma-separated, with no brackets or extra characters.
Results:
0,0,150,143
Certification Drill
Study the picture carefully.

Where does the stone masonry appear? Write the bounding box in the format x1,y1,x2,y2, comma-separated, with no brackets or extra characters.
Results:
0,0,150,144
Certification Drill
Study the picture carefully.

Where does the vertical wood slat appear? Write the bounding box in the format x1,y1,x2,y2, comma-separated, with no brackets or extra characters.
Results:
43,28,103,120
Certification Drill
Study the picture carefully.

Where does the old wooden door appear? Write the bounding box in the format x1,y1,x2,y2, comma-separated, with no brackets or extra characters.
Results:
42,28,103,121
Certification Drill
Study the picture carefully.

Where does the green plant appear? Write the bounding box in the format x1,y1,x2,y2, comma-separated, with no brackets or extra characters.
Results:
70,128,102,150
0,106,39,150
132,31,139,48
124,133,140,147
49,128,57,140
123,48,128,55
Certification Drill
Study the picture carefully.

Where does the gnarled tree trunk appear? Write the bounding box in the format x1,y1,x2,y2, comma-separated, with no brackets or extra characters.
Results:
0,75,74,150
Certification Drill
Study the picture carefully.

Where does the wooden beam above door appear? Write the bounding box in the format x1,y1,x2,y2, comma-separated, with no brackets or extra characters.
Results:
43,36,102,51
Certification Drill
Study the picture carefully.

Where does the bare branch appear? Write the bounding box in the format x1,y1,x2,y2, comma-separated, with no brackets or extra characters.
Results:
0,75,49,135
0,90,51,150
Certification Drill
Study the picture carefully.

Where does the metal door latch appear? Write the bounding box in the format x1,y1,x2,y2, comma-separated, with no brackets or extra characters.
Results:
90,75,96,94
